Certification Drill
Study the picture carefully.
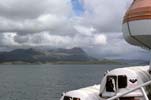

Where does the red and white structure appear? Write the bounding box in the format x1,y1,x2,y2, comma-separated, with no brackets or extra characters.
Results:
122,0,151,49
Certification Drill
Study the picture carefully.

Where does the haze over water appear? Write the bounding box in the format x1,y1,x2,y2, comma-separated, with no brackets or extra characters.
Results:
0,64,124,100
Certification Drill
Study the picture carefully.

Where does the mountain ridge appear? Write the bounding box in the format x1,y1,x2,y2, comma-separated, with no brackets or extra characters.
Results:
0,47,148,65
0,47,96,63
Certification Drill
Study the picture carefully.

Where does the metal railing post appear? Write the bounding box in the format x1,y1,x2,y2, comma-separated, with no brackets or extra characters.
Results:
107,80,151,100
140,87,149,100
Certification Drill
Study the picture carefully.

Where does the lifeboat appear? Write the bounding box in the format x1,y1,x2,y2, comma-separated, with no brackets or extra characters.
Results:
122,0,151,49
99,66,151,100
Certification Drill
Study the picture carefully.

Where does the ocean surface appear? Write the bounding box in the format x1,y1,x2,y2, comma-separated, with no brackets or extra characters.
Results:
0,64,125,100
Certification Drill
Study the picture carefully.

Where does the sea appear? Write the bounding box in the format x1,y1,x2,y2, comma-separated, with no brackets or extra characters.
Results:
0,64,126,100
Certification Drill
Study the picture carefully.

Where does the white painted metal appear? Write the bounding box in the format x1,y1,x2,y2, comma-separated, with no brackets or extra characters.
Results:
126,20,151,36
122,20,151,50
122,20,151,49
60,85,100,100
107,80,151,100
100,66,151,99
140,87,148,100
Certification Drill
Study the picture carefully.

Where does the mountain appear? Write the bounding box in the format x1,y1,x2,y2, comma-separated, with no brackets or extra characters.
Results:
113,59,149,65
0,47,96,63
0,47,147,65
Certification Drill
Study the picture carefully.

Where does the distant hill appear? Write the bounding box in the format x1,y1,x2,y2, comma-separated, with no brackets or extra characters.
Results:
0,47,148,65
113,59,149,65
0,47,96,63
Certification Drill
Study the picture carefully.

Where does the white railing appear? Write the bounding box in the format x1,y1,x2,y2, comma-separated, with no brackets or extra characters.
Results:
107,80,151,100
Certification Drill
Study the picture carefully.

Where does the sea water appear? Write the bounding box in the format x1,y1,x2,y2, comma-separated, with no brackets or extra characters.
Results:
0,64,124,100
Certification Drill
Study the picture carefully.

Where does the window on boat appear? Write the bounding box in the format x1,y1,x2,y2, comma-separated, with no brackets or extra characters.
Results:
63,96,72,100
73,97,80,100
119,97,135,100
106,76,117,92
118,75,127,88
63,96,80,100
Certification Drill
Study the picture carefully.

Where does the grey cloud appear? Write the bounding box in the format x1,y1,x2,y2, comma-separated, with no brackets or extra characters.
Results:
0,0,72,19
0,31,107,49
0,0,74,34
85,33,149,60
82,0,132,32
0,15,76,35
0,0,132,34
0,0,148,60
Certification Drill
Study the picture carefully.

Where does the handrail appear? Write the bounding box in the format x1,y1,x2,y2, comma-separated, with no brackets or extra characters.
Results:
107,80,151,100
140,87,149,100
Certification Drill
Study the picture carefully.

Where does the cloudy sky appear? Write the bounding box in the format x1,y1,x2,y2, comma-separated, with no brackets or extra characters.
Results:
0,0,149,60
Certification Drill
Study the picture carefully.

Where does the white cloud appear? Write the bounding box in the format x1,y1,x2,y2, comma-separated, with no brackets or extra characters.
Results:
85,33,149,60
0,32,107,49
82,0,132,32
0,32,19,46
0,0,148,60
74,25,96,36
0,0,72,19
94,34,107,45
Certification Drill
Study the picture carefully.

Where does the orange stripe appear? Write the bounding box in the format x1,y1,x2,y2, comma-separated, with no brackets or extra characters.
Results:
123,7,151,23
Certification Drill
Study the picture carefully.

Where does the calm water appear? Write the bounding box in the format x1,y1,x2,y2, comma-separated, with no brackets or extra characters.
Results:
0,64,125,100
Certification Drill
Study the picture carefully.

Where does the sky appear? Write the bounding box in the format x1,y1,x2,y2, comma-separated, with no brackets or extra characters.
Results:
0,0,149,60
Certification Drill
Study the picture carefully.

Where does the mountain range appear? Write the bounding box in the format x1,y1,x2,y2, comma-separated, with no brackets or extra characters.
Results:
0,47,96,63
0,47,148,65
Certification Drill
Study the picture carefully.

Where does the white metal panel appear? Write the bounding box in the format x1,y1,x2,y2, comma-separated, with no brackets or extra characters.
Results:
122,23,142,46
60,85,100,100
122,20,151,49
100,66,151,99
129,20,151,36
